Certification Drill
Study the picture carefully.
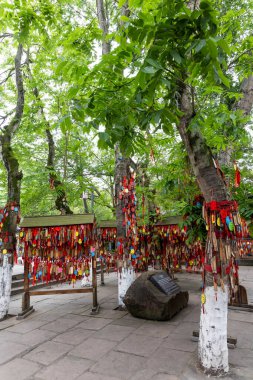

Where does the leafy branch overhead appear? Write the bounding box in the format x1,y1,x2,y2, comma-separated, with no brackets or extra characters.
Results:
0,0,253,220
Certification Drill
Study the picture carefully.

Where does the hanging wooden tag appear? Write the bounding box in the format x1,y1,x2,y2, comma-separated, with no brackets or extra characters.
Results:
219,240,226,262
211,256,217,273
225,244,231,260
212,232,218,251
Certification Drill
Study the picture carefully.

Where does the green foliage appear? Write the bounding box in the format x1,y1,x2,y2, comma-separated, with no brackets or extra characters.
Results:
1,0,253,223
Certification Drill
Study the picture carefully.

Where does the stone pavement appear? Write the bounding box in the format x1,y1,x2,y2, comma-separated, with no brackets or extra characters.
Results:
0,269,253,380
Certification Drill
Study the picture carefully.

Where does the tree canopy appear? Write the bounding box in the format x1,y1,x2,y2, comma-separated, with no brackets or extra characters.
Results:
0,0,253,221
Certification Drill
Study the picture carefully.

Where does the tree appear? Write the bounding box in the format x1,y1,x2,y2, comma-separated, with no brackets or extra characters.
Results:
0,41,24,319
91,0,253,374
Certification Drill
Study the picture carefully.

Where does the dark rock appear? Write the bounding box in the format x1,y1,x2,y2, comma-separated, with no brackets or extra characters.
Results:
124,271,189,321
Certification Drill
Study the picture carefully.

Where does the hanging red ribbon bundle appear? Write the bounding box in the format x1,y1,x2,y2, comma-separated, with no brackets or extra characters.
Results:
19,223,94,287
234,161,241,188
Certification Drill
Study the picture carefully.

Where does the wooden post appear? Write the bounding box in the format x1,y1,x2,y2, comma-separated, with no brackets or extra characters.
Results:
100,257,105,286
17,244,34,319
91,253,99,314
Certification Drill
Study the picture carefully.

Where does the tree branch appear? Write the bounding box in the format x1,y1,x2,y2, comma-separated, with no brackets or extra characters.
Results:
26,54,73,215
5,44,24,136
0,44,24,203
96,0,110,54
234,75,253,116
0,67,15,85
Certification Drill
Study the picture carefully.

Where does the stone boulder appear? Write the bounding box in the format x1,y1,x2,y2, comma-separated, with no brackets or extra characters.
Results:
124,271,189,321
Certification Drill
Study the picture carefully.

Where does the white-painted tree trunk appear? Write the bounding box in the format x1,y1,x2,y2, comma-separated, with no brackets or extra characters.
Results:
118,267,135,307
198,286,229,374
0,255,13,320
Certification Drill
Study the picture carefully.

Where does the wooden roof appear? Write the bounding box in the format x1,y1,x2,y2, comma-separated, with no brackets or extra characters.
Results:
155,216,183,226
97,220,116,228
20,214,95,228
97,216,183,229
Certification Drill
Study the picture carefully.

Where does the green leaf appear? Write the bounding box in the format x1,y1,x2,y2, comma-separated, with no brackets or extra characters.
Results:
142,66,158,74
146,58,163,69
170,50,182,64
213,65,230,87
217,39,230,55
207,38,218,59
120,15,129,22
195,39,206,53
162,123,172,134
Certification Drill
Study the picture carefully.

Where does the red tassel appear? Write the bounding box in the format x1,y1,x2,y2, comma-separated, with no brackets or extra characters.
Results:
234,162,241,188
235,168,241,187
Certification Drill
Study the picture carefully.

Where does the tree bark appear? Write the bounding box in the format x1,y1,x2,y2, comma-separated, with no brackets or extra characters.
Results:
96,0,110,54
177,69,253,375
177,85,228,203
96,0,134,306
114,144,131,237
46,129,73,215
0,44,24,319
26,57,73,215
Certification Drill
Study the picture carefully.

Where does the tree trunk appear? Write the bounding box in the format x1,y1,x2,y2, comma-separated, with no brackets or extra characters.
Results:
114,145,135,306
177,82,230,373
96,0,134,306
26,57,73,215
46,129,73,215
96,0,110,54
177,66,253,372
0,44,24,319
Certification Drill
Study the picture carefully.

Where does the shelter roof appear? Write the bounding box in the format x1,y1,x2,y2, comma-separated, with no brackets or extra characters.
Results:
97,216,183,229
155,216,183,226
97,220,116,228
20,214,95,228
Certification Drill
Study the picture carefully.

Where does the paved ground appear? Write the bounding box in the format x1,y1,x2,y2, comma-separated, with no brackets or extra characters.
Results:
0,268,253,380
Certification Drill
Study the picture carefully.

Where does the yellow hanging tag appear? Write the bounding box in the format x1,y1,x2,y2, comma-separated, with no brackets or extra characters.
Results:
201,294,206,304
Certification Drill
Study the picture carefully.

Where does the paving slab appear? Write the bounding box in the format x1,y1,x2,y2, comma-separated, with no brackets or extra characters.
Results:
131,368,159,380
162,334,197,353
77,371,121,380
34,355,93,380
116,333,162,357
1,269,253,380
7,319,48,334
0,316,20,330
147,347,193,375
0,358,40,380
228,310,253,323
87,307,127,320
33,311,67,322
152,374,180,380
90,350,147,380
78,317,113,330
92,324,135,342
23,340,73,365
111,316,146,328
53,327,94,345
40,317,81,333
228,348,253,368
231,366,253,380
134,320,175,338
170,321,199,336
0,341,30,365
61,313,89,323
0,328,56,346
68,336,117,360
